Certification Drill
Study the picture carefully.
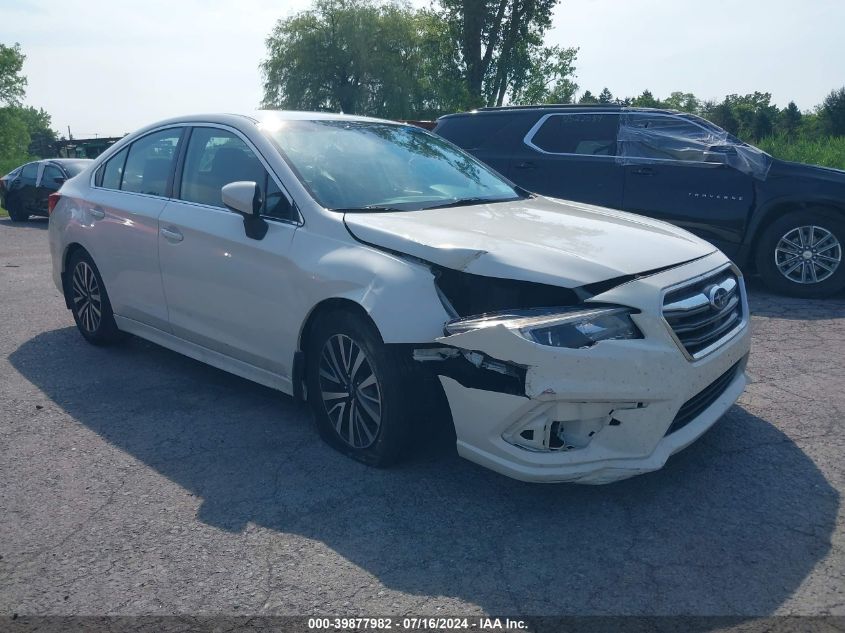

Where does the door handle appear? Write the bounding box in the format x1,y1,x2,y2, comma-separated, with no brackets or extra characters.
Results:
631,167,655,176
88,207,105,220
515,161,536,170
160,226,184,243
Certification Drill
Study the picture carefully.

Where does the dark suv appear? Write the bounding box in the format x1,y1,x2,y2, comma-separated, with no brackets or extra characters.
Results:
434,105,845,298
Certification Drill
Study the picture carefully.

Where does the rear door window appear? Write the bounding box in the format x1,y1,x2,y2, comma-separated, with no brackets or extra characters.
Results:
21,163,38,180
98,147,129,190
529,113,619,156
120,128,183,196
42,165,64,187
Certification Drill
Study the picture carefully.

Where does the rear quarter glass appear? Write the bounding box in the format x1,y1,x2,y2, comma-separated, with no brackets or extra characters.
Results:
435,115,516,150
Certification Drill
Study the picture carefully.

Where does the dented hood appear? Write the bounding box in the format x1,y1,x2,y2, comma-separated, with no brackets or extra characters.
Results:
344,196,717,287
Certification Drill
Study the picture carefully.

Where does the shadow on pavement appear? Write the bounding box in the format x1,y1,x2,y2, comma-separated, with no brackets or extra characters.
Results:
0,216,49,230
745,277,845,318
9,326,839,615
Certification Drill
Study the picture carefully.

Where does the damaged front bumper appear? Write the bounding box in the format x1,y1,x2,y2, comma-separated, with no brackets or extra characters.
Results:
422,254,751,484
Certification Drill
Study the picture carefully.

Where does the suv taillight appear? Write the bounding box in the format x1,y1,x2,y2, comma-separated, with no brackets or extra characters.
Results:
48,192,61,215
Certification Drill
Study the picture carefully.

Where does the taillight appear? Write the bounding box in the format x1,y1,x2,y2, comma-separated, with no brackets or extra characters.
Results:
48,192,61,215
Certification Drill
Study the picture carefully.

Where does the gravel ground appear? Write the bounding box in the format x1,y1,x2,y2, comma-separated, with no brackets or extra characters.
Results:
0,216,843,617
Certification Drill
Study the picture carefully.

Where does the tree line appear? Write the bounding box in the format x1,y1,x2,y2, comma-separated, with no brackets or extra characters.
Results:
0,43,57,172
577,87,845,145
3,0,845,174
261,0,845,151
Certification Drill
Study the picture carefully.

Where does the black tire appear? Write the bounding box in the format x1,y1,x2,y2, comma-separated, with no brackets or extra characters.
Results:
6,197,28,222
755,209,845,298
66,249,123,345
305,309,418,467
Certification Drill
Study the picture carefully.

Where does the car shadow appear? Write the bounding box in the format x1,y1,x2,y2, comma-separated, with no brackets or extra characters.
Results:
9,327,839,616
745,277,845,319
0,216,49,230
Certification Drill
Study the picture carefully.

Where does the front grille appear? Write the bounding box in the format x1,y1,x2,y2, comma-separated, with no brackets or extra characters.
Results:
663,267,744,358
665,361,740,436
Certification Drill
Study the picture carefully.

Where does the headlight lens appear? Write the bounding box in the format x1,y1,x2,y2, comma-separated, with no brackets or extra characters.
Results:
444,306,642,349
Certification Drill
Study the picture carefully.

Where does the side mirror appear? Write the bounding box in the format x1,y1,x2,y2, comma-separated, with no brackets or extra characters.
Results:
702,151,728,164
221,181,268,240
53,177,66,185
222,181,261,216
703,144,738,163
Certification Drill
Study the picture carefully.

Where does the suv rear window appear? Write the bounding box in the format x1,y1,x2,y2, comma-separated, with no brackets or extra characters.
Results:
435,115,513,150
529,113,619,156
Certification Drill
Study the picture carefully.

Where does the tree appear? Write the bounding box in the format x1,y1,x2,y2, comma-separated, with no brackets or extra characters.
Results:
508,45,577,105
0,43,26,107
597,87,613,103
439,0,560,107
578,90,598,104
708,97,739,136
663,91,700,113
413,10,470,116
0,108,30,158
262,0,432,117
779,101,802,138
708,92,778,141
820,87,845,136
631,90,660,108
11,106,57,156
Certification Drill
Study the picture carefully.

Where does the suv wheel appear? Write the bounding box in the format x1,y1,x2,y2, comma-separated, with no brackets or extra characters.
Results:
755,209,845,298
305,309,416,467
67,250,123,345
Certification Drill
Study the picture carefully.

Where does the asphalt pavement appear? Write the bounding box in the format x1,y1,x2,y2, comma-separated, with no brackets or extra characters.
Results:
1,216,843,617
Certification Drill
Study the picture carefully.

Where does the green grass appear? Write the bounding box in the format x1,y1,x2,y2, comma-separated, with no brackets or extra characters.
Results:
757,134,845,171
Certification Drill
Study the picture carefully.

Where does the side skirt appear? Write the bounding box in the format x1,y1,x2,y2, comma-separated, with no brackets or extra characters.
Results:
113,316,294,396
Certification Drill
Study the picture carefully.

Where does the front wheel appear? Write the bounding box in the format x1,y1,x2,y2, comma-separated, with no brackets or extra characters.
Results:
306,310,416,467
66,250,123,345
755,210,845,298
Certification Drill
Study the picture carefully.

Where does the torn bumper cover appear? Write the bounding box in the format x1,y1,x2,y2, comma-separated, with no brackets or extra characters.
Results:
426,255,752,484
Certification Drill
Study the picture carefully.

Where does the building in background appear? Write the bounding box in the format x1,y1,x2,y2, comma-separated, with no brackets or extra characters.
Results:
54,137,123,159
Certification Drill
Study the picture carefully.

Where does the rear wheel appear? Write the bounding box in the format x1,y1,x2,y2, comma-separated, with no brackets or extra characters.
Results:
305,309,417,467
66,250,123,345
755,209,845,298
6,197,28,222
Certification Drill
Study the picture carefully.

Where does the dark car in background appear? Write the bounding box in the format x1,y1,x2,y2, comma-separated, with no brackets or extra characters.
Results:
1,159,92,222
435,105,845,297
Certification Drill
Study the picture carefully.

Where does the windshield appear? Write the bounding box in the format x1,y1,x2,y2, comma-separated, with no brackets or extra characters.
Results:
260,119,521,211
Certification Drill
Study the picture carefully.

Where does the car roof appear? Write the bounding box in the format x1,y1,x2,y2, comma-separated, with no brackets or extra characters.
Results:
46,158,94,166
437,105,683,120
14,158,94,168
143,110,402,130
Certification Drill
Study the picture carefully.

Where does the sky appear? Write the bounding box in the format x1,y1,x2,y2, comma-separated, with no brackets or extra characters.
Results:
2,0,843,138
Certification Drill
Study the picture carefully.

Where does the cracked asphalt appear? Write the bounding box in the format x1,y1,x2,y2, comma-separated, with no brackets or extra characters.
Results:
1,216,844,617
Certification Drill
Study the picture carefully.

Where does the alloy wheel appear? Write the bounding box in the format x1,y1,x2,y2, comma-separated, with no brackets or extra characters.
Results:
72,261,103,333
318,334,382,449
775,225,842,284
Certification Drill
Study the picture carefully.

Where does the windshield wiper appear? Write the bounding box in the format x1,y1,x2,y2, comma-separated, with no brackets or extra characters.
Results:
422,196,516,210
334,206,406,213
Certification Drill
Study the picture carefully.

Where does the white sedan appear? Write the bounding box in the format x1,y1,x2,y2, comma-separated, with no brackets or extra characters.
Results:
48,111,751,483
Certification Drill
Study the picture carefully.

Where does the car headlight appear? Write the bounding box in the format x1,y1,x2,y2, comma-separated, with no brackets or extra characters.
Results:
444,306,642,349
